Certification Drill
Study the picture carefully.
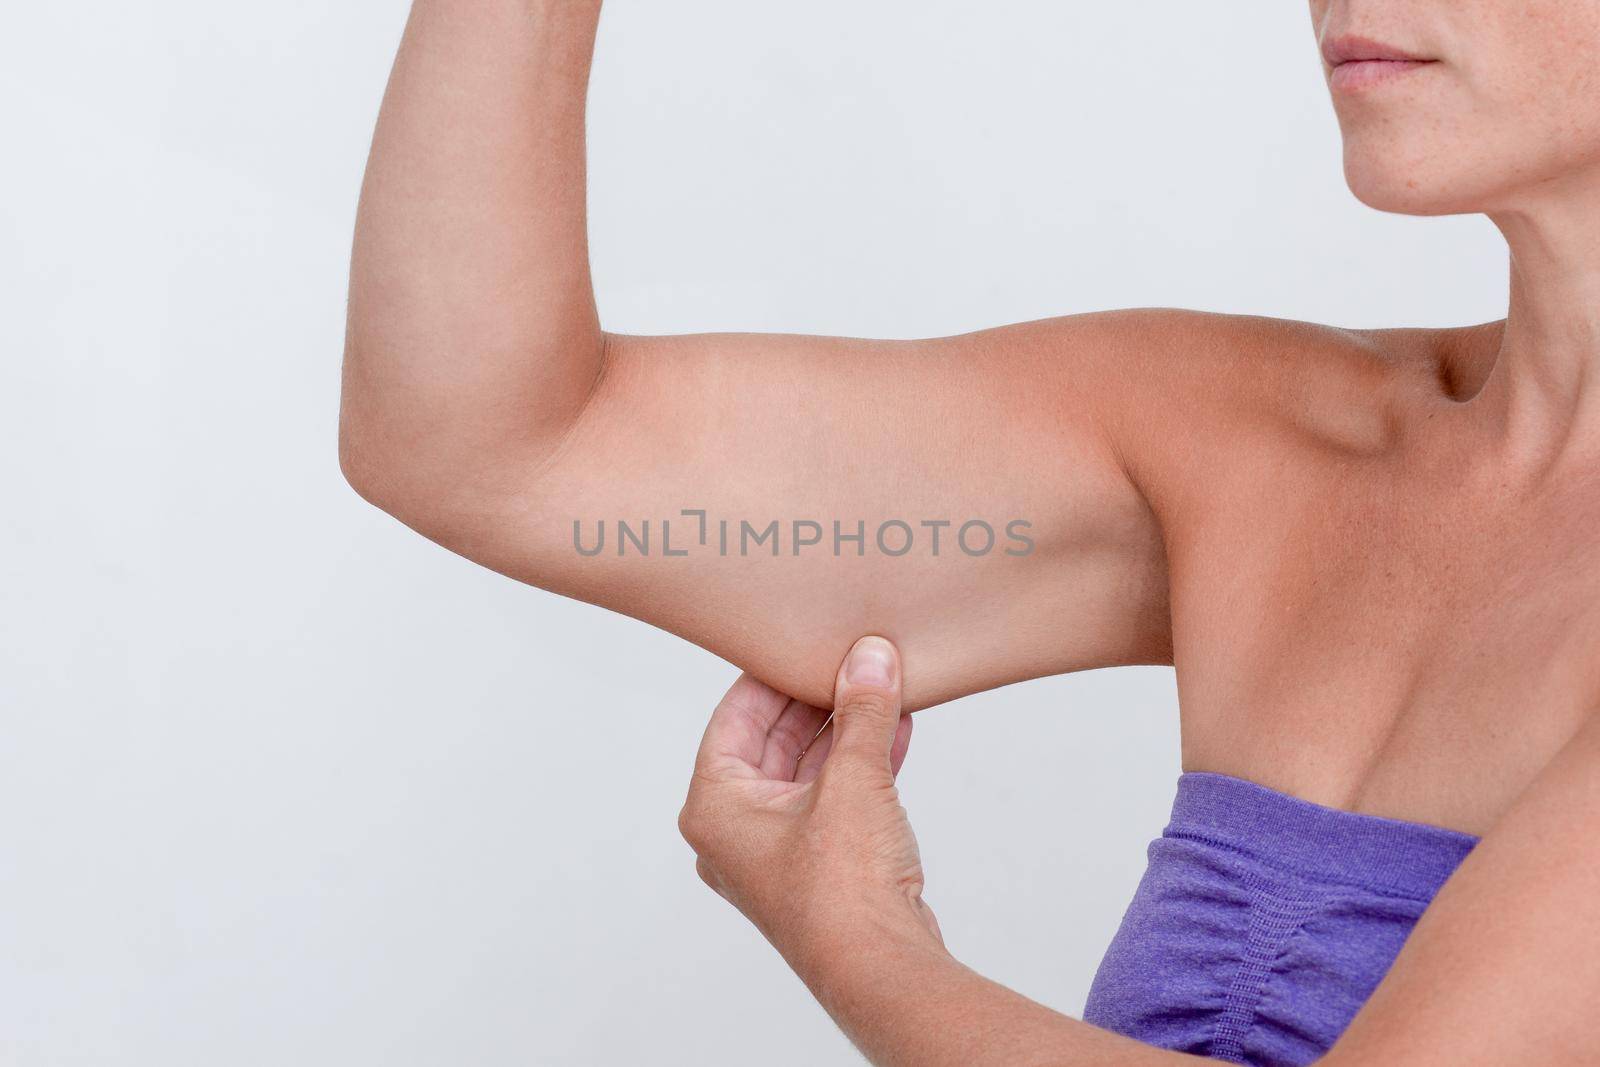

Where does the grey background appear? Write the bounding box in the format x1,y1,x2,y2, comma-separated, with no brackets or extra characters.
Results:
1,1,1506,1064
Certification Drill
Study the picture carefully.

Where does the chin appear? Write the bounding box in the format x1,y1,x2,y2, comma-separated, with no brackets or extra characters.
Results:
1340,137,1500,218
1343,160,1460,217
1339,116,1600,218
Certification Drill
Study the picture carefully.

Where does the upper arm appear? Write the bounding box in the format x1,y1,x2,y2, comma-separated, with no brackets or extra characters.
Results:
1322,712,1600,1065
346,311,1222,710
338,2,1283,714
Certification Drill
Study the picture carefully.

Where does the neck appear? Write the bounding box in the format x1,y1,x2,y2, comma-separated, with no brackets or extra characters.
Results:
1471,172,1600,459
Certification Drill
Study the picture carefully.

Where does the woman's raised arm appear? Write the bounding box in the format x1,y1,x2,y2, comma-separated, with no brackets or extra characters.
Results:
339,0,1226,710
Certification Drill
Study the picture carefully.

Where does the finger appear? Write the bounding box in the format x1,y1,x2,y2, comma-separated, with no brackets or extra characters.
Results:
758,698,832,780
828,635,903,773
796,708,912,784
918,896,943,944
693,672,792,779
889,712,913,778
794,717,834,785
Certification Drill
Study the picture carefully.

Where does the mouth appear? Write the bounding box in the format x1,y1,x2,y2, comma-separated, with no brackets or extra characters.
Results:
1321,34,1438,92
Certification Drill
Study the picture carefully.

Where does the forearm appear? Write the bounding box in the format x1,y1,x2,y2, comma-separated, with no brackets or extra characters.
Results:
795,912,1201,1067
341,0,605,497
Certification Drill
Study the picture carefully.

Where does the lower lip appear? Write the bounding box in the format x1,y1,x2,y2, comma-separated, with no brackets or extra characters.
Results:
1330,59,1434,92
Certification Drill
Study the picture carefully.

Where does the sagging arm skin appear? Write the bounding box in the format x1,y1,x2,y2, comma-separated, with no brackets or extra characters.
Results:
339,0,1184,711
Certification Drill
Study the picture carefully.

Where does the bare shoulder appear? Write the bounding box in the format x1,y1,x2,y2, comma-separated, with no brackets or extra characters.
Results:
1006,308,1503,520
1050,307,1479,422
981,306,1444,421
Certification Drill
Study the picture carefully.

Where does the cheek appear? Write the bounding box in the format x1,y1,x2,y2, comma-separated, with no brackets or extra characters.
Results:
1464,22,1600,201
1455,4,1600,194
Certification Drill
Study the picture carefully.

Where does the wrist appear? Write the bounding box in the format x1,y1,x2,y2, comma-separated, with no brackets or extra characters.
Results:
785,890,951,999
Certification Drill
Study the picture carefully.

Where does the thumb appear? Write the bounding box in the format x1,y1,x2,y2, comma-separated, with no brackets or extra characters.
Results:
829,636,904,772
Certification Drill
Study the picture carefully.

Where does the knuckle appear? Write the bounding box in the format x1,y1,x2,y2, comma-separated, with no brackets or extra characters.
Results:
678,790,734,855
677,801,708,849
818,754,892,793
843,692,896,721
694,858,719,891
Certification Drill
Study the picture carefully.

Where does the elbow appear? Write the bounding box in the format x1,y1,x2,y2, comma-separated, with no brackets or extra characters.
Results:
337,413,463,548
336,356,458,524
337,414,390,513
336,376,436,525
336,332,597,542
338,338,398,515
337,403,456,529
337,412,427,532
336,394,549,560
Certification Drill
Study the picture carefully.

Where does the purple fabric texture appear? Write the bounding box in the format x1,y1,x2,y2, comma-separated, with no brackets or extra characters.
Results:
1082,772,1479,1065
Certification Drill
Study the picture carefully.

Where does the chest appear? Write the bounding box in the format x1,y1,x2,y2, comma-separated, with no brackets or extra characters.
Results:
1167,447,1600,829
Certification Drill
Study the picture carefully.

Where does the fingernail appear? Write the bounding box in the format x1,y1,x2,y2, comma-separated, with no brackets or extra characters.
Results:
845,636,896,686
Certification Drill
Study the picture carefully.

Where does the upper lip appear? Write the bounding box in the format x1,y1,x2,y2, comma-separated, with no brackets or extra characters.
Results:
1320,34,1432,67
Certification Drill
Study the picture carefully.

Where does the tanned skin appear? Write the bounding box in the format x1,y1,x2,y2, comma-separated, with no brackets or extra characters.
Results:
341,1,1600,1061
